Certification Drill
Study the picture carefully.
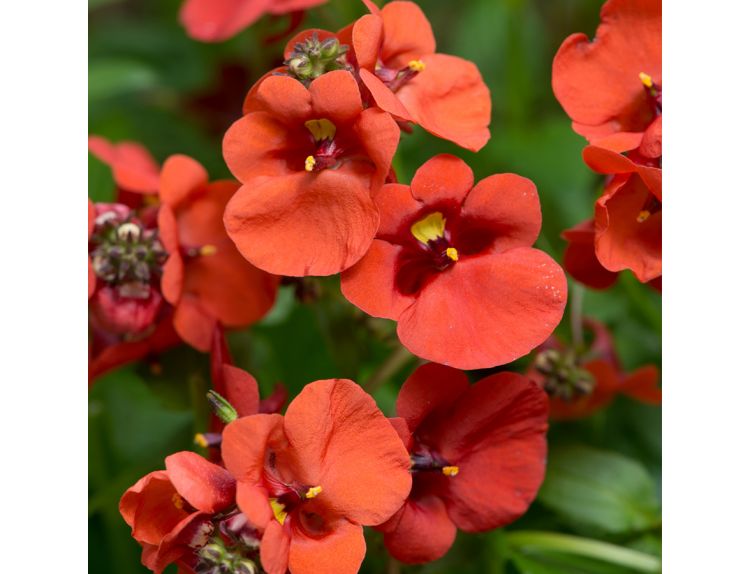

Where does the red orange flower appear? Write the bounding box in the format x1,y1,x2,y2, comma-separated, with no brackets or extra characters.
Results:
561,219,619,290
341,154,567,369
528,318,661,419
120,451,249,573
88,136,161,195
158,155,279,351
221,379,412,574
180,0,328,42
223,70,400,276
584,146,662,282
349,0,490,151
552,0,661,152
379,363,549,563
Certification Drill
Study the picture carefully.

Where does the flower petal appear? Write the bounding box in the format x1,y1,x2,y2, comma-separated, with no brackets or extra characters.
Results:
88,135,160,194
120,471,187,546
260,519,291,574
236,481,273,530
340,239,415,320
247,74,313,125
380,1,436,68
165,451,236,514
222,414,286,484
621,365,661,404
359,68,412,121
173,296,217,351
409,154,474,205
353,107,402,187
159,155,208,208
283,379,412,525
309,70,363,125
397,54,491,151
398,248,567,369
223,364,261,417
382,496,456,564
562,220,619,289
434,372,549,532
351,14,383,70
180,0,269,42
288,519,366,574
224,170,379,276
373,183,423,239
396,363,469,431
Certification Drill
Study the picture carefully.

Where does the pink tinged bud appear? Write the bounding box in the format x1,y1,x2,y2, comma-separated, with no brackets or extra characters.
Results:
89,285,163,336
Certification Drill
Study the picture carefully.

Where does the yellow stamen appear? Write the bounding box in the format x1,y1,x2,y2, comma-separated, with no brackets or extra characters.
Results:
172,493,184,510
442,466,460,477
445,247,459,262
194,433,209,448
305,486,323,499
199,244,217,256
637,210,651,223
269,498,288,526
304,155,316,172
304,118,337,141
639,72,653,88
408,59,426,72
411,212,446,244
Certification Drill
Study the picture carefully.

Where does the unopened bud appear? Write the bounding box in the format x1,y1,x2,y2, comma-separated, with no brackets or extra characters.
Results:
234,559,259,574
198,542,225,563
320,38,341,59
288,55,312,78
207,390,238,424
117,222,141,242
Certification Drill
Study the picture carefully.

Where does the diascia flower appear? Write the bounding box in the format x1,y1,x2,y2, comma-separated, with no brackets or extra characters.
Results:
221,379,412,574
378,363,549,563
88,136,161,196
551,0,661,153
180,0,328,43
120,451,264,574
529,318,661,419
584,146,662,283
158,154,279,351
347,0,490,151
341,154,567,369
223,70,400,276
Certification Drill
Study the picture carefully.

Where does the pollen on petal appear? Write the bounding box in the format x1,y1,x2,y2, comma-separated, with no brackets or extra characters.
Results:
411,212,446,244
199,244,217,256
305,485,323,499
304,118,337,142
442,465,460,477
304,155,316,172
408,59,426,72
194,433,209,448
445,247,459,262
172,493,185,510
269,498,288,525
637,210,651,223
639,72,653,88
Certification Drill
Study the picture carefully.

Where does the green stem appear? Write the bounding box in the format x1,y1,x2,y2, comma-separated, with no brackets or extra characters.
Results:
505,531,661,572
362,345,415,394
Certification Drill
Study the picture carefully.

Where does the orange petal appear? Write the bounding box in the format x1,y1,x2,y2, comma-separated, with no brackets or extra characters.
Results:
222,414,286,484
161,252,184,305
159,155,208,208
383,496,456,564
373,183,422,238
309,70,363,125
88,135,161,194
397,248,567,369
260,519,291,574
380,1,436,68
283,379,412,525
165,451,235,514
359,68,412,121
224,170,379,276
340,239,415,320
236,481,273,530
621,365,661,404
179,0,269,42
561,220,619,290
397,54,491,151
288,519,365,574
173,296,217,351
353,107,402,188
396,363,469,431
351,13,383,70
246,74,313,126
223,364,260,417
410,154,474,204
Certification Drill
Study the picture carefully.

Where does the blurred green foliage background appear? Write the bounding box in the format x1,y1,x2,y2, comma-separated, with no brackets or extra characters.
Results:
89,0,662,572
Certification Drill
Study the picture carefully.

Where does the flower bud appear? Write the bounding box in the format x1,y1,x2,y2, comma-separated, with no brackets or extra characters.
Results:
207,390,238,424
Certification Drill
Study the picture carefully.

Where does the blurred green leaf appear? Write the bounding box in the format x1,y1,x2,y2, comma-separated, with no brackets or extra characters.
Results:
538,445,661,534
88,152,115,202
89,58,158,101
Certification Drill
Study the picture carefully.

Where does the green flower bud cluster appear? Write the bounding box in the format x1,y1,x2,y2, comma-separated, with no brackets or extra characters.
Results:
534,349,596,402
195,537,259,574
285,33,350,84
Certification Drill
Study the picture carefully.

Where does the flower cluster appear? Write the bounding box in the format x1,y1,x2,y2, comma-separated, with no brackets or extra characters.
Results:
88,0,664,572
122,363,548,573
552,0,662,287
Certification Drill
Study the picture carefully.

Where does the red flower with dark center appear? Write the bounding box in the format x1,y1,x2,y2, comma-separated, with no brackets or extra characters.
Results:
378,363,549,563
584,146,662,282
120,451,255,574
552,0,661,152
221,379,412,574
180,0,328,42
561,219,619,290
528,318,661,419
158,154,279,351
341,154,567,369
224,70,400,276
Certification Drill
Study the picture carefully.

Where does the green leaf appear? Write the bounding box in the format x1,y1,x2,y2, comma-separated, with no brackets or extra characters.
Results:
538,445,661,534
89,58,158,101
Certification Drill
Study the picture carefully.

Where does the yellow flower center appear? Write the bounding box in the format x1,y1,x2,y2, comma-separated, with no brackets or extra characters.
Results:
442,465,460,477
411,212,447,244
304,118,337,142
408,59,426,72
270,498,288,526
